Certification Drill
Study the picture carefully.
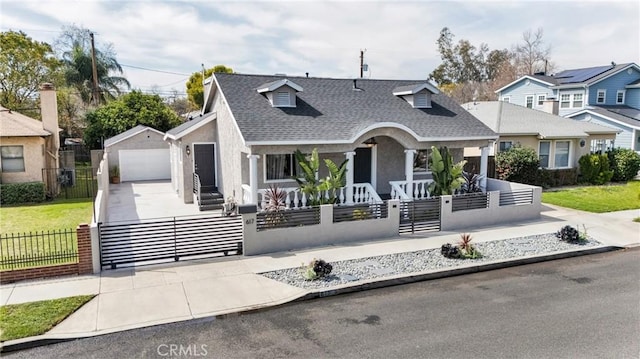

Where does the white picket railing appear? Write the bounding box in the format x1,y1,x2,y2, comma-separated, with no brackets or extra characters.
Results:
389,179,434,200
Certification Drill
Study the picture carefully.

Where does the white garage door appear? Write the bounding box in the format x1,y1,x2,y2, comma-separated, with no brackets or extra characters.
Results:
119,149,171,182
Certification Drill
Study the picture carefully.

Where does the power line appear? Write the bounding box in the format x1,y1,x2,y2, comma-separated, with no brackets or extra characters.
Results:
120,64,191,76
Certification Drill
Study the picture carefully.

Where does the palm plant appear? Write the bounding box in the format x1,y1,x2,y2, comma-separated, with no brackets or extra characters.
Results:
428,146,467,196
62,42,130,105
294,149,348,205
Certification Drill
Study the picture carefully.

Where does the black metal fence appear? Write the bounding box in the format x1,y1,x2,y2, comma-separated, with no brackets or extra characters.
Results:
452,192,490,212
399,197,441,234
60,145,92,163
333,202,388,223
0,229,78,270
42,167,98,199
499,189,534,206
256,207,321,231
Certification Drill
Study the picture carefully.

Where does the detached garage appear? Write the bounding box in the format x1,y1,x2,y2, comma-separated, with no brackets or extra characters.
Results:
104,125,170,182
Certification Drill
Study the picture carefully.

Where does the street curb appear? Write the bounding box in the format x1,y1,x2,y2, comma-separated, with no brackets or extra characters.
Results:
293,245,623,302
0,245,624,353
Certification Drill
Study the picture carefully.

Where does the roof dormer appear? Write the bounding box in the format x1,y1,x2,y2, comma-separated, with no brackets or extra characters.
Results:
257,78,303,108
393,82,439,109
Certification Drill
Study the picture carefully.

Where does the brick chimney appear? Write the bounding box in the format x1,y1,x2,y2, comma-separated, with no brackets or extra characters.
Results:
542,97,559,116
40,83,59,168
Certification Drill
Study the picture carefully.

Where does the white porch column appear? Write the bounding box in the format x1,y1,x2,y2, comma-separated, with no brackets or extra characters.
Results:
480,143,490,191
404,149,416,198
344,151,355,205
248,154,260,204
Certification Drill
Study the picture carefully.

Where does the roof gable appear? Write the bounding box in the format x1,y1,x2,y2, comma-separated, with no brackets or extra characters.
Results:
165,112,217,140
494,75,557,94
104,125,165,147
257,78,303,93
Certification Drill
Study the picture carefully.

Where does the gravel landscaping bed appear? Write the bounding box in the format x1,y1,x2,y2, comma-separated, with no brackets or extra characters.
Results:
260,233,602,290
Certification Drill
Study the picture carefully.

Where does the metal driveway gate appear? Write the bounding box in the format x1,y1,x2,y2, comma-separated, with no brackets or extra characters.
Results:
399,197,441,234
99,215,242,269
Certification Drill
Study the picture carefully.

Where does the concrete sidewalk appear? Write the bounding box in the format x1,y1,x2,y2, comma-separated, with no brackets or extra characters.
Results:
1,205,638,350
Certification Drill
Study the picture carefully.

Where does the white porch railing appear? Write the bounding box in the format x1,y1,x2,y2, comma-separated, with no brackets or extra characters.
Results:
242,183,382,211
389,179,434,200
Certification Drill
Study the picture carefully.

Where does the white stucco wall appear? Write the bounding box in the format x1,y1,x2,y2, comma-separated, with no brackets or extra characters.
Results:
1,136,45,183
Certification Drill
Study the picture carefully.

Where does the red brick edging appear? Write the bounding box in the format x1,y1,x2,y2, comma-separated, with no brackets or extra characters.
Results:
0,224,94,284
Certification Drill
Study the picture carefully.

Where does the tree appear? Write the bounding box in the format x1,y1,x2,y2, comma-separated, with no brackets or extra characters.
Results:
83,91,182,149
512,28,552,76
186,65,233,108
0,30,61,117
57,25,130,105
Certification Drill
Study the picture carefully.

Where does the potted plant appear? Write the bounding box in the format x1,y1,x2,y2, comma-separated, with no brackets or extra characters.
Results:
109,166,120,184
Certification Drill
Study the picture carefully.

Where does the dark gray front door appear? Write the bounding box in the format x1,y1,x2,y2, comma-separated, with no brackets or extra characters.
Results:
194,144,216,189
353,147,372,183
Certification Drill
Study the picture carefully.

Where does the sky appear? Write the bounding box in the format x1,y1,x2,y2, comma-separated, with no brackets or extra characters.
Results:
1,0,639,98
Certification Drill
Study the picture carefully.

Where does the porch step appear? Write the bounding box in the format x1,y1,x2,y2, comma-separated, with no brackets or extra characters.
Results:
198,191,224,211
199,203,224,211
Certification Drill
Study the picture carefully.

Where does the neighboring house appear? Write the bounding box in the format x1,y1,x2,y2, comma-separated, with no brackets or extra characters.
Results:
495,63,640,114
104,125,170,182
0,84,60,185
464,101,619,170
566,106,640,153
165,73,498,208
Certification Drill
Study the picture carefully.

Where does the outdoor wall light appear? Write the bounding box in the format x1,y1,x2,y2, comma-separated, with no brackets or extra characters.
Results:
364,137,377,147
185,145,191,156
579,139,586,148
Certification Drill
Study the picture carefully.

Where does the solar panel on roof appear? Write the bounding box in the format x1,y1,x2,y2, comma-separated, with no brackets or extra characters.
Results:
555,65,612,84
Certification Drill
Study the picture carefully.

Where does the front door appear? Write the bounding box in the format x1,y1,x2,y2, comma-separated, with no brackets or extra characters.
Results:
353,147,372,184
194,144,216,189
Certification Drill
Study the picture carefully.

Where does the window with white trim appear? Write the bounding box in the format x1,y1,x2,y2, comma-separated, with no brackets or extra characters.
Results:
413,149,431,173
265,154,298,181
525,95,534,109
572,93,583,108
537,94,546,106
502,96,510,103
617,90,625,104
560,94,571,108
596,89,606,104
539,141,550,168
1,146,25,172
554,141,570,168
499,141,512,152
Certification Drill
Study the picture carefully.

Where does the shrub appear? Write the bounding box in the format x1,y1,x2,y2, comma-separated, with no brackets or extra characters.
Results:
607,148,640,182
544,168,578,187
0,182,46,205
578,154,613,185
441,243,461,259
441,234,482,259
555,225,587,244
301,258,333,280
495,145,541,186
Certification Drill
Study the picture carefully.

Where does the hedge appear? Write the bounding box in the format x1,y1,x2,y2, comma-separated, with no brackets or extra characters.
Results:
0,182,46,205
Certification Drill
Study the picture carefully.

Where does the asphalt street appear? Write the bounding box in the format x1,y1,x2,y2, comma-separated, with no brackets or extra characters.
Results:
5,248,639,359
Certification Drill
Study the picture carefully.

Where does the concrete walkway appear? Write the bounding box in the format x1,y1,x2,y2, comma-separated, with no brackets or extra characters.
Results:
1,205,638,350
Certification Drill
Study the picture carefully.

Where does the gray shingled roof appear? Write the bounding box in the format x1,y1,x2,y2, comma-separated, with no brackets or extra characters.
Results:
585,106,640,129
213,73,497,143
0,105,51,137
165,112,216,138
104,125,163,147
464,101,618,138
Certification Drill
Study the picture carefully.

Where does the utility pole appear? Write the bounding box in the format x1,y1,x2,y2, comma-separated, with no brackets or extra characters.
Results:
90,32,100,106
360,49,365,78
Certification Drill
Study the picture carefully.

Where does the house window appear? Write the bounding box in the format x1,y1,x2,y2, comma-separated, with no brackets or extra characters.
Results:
539,141,550,168
1,146,25,172
537,95,546,106
572,93,583,108
560,94,571,108
413,149,431,173
265,154,297,181
274,91,291,107
525,95,534,109
502,96,510,103
617,90,625,104
554,141,570,168
499,141,512,152
596,89,606,104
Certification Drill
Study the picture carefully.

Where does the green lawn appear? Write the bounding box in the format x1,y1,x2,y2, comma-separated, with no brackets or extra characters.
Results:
0,198,93,234
542,181,640,213
0,295,95,341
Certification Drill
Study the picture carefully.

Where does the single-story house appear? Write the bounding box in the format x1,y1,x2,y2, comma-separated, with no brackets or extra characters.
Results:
0,84,60,185
566,106,640,153
464,101,619,169
165,73,498,209
104,125,170,182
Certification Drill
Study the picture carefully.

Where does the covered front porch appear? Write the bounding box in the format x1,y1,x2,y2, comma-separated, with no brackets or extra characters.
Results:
239,128,494,211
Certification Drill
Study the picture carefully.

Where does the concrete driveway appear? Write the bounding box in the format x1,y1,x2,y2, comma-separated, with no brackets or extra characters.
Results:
106,181,204,222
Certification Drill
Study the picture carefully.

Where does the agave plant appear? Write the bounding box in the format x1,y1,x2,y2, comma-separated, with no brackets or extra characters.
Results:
263,185,287,226
460,171,484,193
458,233,482,259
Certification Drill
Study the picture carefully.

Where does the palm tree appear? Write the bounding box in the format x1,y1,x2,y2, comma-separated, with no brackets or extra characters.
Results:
62,41,130,105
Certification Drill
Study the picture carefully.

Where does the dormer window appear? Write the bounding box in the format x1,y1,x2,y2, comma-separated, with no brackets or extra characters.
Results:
393,82,439,109
257,79,303,108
